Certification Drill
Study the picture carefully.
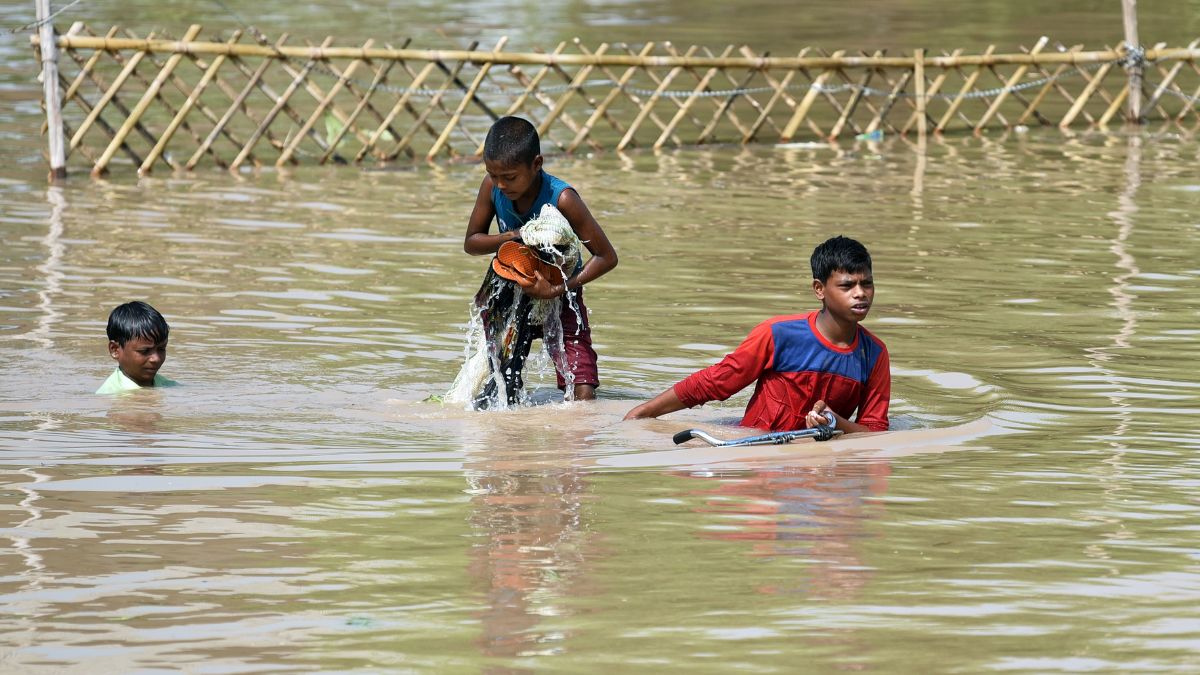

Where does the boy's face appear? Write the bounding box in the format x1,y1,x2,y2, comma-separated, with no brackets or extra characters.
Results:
813,269,874,322
109,335,168,386
484,155,543,205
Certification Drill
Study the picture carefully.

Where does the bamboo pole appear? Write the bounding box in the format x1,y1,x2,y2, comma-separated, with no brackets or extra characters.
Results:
92,24,203,176
572,41,649,145
142,31,244,172
662,44,730,136
914,49,926,140
1016,44,1083,126
538,43,609,144
974,36,1048,133
230,36,333,171
277,38,376,166
536,43,612,145
320,45,400,164
45,21,96,136
566,42,655,153
699,45,763,139
1098,85,1130,127
55,68,140,166
901,48,958,134
616,45,699,151
780,50,844,141
738,50,796,143
865,68,912,135
654,45,734,149
736,46,802,142
936,45,996,132
428,37,508,159
1123,0,1143,122
35,0,67,179
1060,57,1117,127
49,34,1195,68
385,44,478,160
186,34,291,170
357,60,436,161
830,50,882,139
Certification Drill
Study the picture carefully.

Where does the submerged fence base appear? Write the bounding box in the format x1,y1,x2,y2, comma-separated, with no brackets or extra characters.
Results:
29,25,1200,175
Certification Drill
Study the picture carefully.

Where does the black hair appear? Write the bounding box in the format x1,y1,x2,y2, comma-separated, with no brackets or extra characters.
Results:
810,236,872,283
483,116,541,166
106,301,169,346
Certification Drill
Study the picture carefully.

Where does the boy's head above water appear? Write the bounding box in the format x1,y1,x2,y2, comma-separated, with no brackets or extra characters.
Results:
483,116,544,204
106,301,169,387
810,236,875,323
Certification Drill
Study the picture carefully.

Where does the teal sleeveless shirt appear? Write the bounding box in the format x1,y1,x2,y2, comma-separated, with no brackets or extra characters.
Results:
492,170,582,275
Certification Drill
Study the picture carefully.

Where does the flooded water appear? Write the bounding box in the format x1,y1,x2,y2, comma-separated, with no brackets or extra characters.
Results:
3,1,1200,672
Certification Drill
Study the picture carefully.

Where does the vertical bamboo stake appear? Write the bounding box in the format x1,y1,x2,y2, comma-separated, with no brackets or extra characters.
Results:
35,0,67,179
914,49,927,140
1122,0,1142,123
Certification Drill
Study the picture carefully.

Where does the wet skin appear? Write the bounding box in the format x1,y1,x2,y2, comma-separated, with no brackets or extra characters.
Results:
109,336,168,387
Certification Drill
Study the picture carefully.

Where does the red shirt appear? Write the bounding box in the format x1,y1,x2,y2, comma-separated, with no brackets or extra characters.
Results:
673,312,890,432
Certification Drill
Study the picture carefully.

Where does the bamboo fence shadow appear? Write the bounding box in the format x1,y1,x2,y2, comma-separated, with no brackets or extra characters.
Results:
29,24,1200,175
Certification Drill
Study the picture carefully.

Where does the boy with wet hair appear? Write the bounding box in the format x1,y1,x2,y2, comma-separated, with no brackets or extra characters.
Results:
463,116,618,401
96,301,177,394
625,235,889,433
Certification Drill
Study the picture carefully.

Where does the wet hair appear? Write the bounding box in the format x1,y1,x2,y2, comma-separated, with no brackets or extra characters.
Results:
810,236,872,283
106,301,169,346
483,116,540,167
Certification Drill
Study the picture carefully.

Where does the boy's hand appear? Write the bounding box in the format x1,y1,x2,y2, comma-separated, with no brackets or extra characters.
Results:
806,401,837,429
520,270,565,300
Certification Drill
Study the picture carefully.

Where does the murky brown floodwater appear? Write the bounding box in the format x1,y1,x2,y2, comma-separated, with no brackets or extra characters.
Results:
3,1,1200,672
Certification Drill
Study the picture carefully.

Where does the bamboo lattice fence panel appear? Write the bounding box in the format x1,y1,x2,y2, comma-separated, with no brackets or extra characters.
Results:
30,24,1200,175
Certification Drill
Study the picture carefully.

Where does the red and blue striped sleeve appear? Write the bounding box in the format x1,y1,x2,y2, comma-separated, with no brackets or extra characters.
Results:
673,320,776,408
855,335,890,431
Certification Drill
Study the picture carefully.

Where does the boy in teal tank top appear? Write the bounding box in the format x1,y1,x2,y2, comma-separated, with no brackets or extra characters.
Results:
463,116,619,401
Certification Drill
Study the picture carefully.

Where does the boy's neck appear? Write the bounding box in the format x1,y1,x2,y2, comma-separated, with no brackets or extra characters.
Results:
814,308,857,347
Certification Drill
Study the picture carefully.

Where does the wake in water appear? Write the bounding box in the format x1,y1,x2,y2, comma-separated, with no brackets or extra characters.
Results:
445,205,584,410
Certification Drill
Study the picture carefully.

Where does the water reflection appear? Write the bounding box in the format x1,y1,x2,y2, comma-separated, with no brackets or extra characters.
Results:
681,460,889,600
461,409,600,658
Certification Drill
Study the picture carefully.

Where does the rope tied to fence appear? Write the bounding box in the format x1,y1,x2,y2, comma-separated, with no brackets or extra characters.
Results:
1120,42,1147,68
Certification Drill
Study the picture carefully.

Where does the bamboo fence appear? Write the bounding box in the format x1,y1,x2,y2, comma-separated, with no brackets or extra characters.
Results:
29,24,1200,175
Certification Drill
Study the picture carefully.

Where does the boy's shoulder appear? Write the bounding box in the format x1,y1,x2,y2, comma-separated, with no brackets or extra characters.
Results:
96,368,178,395
857,323,888,350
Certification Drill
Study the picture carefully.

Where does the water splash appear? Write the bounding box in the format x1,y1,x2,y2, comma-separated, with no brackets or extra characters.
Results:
444,206,583,410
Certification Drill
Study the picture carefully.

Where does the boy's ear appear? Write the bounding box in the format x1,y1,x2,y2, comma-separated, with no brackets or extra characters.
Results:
532,154,544,172
108,340,121,360
812,278,825,301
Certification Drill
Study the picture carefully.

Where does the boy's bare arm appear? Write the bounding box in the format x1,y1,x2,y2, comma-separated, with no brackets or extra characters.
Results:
464,176,519,255
624,387,687,420
522,188,619,299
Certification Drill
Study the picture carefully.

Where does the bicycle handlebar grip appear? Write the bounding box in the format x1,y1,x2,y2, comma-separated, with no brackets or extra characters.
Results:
673,430,696,445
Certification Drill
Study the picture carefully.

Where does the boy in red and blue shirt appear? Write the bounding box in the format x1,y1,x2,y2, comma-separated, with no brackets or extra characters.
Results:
624,236,889,433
